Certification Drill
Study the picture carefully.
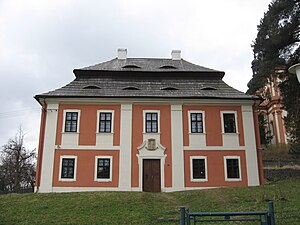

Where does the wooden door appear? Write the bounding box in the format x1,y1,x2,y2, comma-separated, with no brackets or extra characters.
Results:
143,159,161,192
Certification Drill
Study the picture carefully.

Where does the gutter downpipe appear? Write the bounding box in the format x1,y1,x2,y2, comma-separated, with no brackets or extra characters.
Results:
253,102,265,185
35,98,47,192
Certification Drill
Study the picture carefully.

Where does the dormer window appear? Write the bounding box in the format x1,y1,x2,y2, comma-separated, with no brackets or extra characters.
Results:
122,65,141,69
122,87,140,90
201,87,217,90
83,85,101,89
161,87,178,90
159,65,177,69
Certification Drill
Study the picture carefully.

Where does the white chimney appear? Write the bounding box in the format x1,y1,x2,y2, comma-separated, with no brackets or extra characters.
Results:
117,48,127,59
171,50,181,60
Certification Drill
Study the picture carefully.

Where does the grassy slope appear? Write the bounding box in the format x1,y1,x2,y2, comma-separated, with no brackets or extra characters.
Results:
0,180,299,225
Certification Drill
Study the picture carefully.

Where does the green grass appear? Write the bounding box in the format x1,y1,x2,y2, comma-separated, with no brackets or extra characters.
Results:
0,180,299,225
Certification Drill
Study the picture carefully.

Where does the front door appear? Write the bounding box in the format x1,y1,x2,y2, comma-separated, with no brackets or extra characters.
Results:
143,159,161,192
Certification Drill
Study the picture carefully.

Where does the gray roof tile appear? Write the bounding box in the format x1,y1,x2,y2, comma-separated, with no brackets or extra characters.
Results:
35,58,257,101
77,58,222,73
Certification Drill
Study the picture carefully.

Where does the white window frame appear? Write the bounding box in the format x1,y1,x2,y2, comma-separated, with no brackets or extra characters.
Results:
188,110,206,134
94,156,113,182
97,110,114,133
59,155,77,182
143,110,160,133
62,109,81,133
220,111,238,134
190,156,208,182
224,156,242,182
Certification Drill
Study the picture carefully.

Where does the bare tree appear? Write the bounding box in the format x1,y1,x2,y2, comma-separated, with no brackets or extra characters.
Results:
0,127,36,193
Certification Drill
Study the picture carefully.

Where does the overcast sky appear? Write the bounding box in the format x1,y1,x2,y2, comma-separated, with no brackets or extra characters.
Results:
0,0,272,150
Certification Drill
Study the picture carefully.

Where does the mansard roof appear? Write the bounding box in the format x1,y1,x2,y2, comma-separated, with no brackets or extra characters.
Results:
76,58,223,74
35,57,258,101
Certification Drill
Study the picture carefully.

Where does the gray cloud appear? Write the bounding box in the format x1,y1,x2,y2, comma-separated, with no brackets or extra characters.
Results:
0,0,271,149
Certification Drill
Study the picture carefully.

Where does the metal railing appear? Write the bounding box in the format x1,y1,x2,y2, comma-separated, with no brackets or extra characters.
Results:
180,201,275,225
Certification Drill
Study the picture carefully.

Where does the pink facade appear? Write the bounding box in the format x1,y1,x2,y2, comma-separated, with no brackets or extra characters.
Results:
35,50,263,192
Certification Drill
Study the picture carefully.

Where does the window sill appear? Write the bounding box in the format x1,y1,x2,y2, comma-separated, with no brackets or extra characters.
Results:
94,179,112,182
62,132,80,134
191,179,208,182
59,178,76,182
143,132,161,134
222,133,239,135
189,132,206,135
225,178,242,182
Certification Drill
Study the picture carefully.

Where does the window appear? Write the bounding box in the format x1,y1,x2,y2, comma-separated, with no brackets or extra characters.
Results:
191,113,203,133
65,112,78,132
224,156,241,181
145,112,158,133
61,158,75,178
59,156,77,181
97,158,110,179
97,110,114,134
95,156,112,182
223,113,237,133
99,112,112,133
190,156,207,181
188,111,205,134
143,110,160,133
192,159,206,179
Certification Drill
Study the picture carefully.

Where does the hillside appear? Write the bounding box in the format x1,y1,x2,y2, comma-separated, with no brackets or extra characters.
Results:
0,180,299,224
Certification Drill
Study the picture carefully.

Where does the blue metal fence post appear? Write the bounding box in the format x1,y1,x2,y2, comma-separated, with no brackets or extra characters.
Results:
268,201,275,225
180,207,186,225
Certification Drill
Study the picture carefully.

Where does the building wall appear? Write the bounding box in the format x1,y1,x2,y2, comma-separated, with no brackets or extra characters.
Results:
36,99,261,192
131,104,172,189
55,104,120,147
52,150,119,187
184,150,248,187
182,105,245,147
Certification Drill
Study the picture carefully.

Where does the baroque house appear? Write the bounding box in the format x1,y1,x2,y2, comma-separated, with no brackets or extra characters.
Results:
34,49,263,193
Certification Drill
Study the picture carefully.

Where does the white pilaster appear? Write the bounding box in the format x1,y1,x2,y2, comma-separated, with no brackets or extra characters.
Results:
241,105,260,186
39,103,59,192
274,111,281,143
119,104,132,191
171,104,185,191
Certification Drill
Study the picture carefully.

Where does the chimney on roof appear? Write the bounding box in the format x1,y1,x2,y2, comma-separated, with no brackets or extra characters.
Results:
171,50,181,60
117,48,127,59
